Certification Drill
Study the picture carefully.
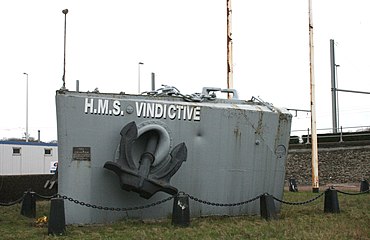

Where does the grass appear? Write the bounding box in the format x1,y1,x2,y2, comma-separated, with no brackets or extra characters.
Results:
0,191,369,239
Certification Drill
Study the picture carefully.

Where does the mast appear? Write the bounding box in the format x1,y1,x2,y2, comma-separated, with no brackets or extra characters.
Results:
226,0,233,98
308,0,319,193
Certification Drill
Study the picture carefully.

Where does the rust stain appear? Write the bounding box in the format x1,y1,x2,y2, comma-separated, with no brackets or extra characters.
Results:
233,127,241,138
255,111,264,135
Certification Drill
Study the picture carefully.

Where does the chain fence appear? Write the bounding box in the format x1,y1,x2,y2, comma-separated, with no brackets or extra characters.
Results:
337,188,370,195
0,194,25,206
187,193,264,207
0,191,58,207
34,192,58,200
0,187,368,211
273,190,326,205
57,194,174,212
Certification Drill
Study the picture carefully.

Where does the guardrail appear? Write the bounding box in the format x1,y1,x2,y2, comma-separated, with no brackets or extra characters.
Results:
290,126,370,144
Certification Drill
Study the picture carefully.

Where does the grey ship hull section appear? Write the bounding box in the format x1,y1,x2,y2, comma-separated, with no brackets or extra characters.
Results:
56,90,292,224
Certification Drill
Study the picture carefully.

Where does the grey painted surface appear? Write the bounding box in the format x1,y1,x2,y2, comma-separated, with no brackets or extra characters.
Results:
56,90,292,224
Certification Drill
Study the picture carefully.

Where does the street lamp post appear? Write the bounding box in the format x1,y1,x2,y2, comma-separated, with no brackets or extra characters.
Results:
23,72,29,142
138,62,144,93
62,9,68,89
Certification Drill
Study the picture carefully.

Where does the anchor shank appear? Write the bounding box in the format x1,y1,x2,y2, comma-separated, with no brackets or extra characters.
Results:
138,134,158,181
143,133,159,156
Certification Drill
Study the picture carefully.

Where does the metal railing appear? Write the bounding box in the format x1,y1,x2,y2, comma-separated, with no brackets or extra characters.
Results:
290,125,370,144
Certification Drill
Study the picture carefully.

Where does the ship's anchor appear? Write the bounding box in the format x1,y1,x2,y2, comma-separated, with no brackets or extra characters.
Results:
104,121,187,199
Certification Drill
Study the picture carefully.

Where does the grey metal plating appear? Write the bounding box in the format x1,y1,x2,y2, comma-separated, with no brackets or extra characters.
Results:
56,88,292,224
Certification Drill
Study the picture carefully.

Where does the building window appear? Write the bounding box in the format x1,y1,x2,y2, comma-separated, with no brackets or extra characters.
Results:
13,147,21,156
44,148,52,156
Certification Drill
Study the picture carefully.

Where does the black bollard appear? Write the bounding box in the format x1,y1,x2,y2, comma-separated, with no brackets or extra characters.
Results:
20,191,36,218
260,194,277,220
324,188,340,213
172,192,190,227
288,178,298,192
360,179,369,193
48,197,66,236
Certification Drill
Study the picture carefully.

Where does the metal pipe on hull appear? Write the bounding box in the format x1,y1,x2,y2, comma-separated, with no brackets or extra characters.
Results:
151,72,155,91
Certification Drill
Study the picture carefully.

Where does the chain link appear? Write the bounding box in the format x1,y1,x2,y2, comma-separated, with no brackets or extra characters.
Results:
142,85,216,102
273,190,326,205
0,193,26,206
58,194,174,212
187,193,264,207
59,192,263,210
2,187,367,210
336,189,369,195
34,192,58,200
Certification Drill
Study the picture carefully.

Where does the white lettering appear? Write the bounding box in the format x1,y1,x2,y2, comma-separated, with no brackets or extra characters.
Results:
97,99,109,114
155,104,163,118
176,105,183,120
168,105,176,120
136,102,145,117
146,103,155,118
85,98,94,113
186,106,194,120
133,101,201,121
193,106,201,121
163,104,167,119
84,98,125,117
112,100,121,116
182,106,187,120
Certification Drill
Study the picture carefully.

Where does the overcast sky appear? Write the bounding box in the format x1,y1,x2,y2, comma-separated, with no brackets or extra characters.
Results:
0,0,369,142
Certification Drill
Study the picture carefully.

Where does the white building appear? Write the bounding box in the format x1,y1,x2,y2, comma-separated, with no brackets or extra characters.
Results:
0,141,58,175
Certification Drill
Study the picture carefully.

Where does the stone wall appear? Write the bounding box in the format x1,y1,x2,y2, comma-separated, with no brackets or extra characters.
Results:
286,143,370,185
